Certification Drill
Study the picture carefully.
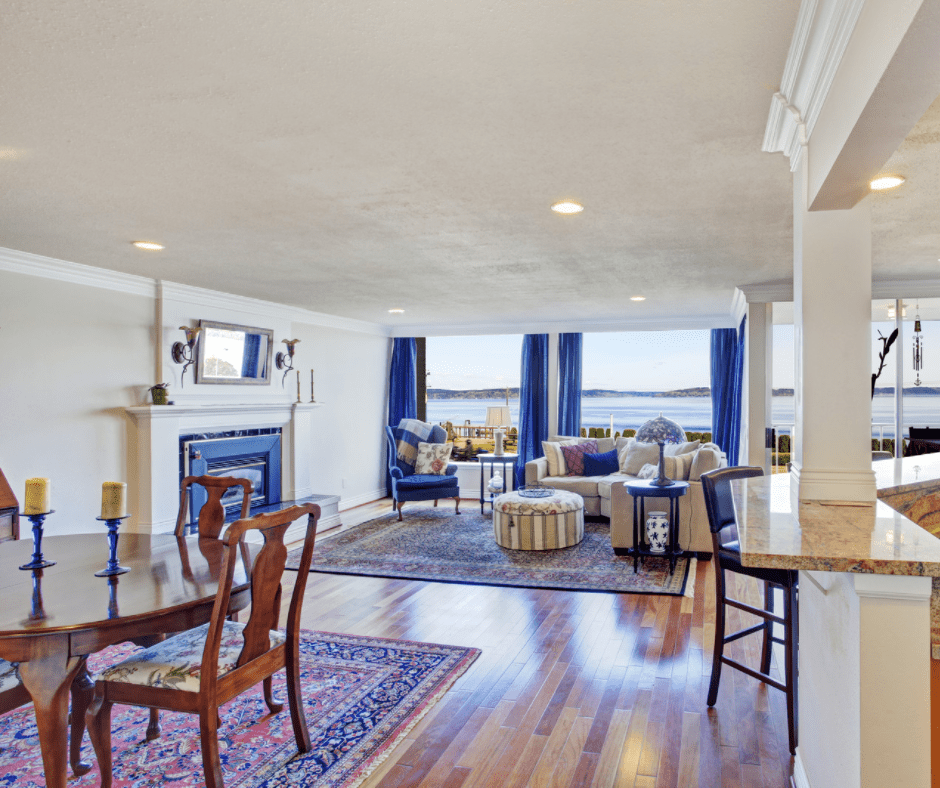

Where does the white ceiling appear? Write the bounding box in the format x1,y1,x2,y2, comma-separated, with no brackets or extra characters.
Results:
2,1,936,332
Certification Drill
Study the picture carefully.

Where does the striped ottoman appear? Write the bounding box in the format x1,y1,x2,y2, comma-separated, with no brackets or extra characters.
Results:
493,490,585,550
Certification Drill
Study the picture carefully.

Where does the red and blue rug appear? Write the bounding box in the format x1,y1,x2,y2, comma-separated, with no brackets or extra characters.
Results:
288,509,693,595
0,631,479,788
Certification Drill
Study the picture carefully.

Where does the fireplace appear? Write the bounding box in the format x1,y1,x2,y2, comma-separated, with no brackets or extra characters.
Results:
179,428,282,532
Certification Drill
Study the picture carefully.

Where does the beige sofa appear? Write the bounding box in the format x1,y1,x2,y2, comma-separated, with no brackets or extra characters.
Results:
524,435,726,555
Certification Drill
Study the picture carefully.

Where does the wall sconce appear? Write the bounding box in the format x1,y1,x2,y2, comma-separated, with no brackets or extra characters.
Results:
171,326,201,387
275,338,300,387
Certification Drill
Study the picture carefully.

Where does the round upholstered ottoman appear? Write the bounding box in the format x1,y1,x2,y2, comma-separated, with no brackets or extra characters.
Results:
493,490,585,550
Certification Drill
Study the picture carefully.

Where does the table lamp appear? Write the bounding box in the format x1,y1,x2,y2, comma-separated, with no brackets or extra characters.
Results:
635,414,686,487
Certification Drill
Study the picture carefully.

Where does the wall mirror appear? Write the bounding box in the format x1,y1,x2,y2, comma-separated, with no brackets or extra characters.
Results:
194,321,274,385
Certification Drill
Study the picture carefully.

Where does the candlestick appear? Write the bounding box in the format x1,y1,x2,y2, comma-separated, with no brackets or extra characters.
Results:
296,370,302,404
19,511,55,570
100,482,127,519
94,515,131,577
28,569,46,623
24,478,50,515
107,576,120,618
310,369,315,403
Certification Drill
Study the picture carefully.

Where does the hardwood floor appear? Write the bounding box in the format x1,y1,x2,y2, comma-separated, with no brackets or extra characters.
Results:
282,499,795,788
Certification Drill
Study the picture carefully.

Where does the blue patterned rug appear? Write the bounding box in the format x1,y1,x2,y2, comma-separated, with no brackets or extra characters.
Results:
0,631,479,788
289,508,692,595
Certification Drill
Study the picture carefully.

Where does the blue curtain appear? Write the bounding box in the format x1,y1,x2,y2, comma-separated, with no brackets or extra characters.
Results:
557,333,582,437
387,338,417,493
241,334,261,378
710,316,747,466
515,334,549,486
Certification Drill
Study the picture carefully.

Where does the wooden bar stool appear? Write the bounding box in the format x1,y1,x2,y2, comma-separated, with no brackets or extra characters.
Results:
700,466,799,754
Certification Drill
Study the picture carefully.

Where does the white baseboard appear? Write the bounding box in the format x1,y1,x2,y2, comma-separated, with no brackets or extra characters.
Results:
791,751,810,788
339,488,387,511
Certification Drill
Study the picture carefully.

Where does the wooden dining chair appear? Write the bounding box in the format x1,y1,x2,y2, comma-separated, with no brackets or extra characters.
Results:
86,502,321,788
0,658,94,776
175,475,253,538
700,466,799,754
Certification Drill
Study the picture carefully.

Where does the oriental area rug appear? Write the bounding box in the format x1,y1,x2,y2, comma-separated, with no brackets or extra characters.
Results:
0,631,479,788
289,509,694,596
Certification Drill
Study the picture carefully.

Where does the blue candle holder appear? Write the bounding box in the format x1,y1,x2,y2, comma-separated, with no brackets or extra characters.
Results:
29,569,46,622
19,511,56,571
107,576,120,619
94,515,130,577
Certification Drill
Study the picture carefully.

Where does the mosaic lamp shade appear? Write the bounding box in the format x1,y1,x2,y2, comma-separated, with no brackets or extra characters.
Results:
635,414,686,487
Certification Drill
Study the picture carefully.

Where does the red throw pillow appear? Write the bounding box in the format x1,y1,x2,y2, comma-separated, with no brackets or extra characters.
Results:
560,440,598,476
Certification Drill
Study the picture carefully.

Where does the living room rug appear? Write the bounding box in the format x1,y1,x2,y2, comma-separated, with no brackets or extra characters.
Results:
289,508,693,596
0,631,479,788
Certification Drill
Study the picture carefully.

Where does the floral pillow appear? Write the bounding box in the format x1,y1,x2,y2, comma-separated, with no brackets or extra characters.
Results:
560,439,598,476
414,442,453,475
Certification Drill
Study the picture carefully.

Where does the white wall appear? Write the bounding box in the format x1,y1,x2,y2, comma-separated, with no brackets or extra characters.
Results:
0,261,391,535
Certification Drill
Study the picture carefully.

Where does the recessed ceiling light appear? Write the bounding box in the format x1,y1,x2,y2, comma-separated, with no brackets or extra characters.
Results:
388,308,405,314
133,241,164,250
870,175,905,190
630,296,646,301
551,201,584,214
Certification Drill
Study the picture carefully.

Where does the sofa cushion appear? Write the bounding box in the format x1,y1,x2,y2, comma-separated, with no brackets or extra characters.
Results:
597,473,630,499
583,449,619,476
540,476,605,498
595,437,615,453
665,440,700,456
542,439,577,476
561,440,598,475
690,443,723,480
619,441,661,475
414,442,453,475
637,451,696,481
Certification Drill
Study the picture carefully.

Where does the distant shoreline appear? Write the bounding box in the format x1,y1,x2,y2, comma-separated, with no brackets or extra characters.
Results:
428,386,940,400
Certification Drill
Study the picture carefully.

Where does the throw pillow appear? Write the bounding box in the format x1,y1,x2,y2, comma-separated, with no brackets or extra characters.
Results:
637,463,658,480
690,444,723,481
583,449,619,476
664,440,700,457
595,437,615,454
669,451,696,481
620,441,661,475
561,440,598,476
414,442,453,475
542,440,576,477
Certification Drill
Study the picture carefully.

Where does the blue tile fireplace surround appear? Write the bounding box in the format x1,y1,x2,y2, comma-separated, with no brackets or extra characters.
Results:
179,428,282,532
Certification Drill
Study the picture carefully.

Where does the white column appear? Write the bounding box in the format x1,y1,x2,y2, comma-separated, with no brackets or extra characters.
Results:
547,332,559,438
791,158,875,502
746,302,773,473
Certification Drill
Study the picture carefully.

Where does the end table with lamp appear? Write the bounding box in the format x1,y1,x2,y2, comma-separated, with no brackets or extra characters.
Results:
478,452,518,513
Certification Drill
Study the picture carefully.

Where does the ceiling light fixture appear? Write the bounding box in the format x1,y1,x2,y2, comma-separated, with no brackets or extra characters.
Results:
870,175,905,190
388,308,405,314
630,296,646,301
551,201,584,214
133,241,164,250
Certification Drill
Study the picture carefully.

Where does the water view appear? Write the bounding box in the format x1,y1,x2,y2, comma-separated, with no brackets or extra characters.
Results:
428,395,940,438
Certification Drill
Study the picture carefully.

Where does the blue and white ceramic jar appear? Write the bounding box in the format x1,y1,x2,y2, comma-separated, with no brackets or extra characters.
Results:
646,512,669,553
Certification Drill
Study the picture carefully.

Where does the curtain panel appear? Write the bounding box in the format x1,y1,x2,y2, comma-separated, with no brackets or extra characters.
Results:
557,333,583,437
710,316,746,466
515,334,550,486
388,337,417,494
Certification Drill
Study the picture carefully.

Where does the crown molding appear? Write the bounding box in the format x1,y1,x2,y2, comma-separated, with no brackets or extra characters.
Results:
763,0,867,171
390,312,739,338
738,281,795,303
0,246,156,297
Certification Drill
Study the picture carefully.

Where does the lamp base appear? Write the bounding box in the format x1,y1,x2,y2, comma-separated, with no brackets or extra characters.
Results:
648,477,676,487
648,442,675,487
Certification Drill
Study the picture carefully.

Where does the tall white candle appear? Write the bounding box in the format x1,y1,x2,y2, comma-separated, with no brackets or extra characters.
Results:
101,482,127,519
24,478,51,515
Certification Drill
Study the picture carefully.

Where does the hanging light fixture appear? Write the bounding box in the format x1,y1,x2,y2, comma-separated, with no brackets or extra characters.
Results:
914,303,923,387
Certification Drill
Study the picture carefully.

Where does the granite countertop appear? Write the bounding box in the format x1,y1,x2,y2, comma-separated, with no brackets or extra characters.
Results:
734,472,940,576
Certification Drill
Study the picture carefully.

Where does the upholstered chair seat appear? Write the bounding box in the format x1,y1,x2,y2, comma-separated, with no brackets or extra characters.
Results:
97,622,286,692
0,660,21,693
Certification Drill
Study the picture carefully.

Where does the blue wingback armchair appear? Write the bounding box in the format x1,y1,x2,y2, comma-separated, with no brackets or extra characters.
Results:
386,425,460,521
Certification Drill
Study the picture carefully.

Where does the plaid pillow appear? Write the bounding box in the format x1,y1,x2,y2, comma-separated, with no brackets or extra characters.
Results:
560,440,598,476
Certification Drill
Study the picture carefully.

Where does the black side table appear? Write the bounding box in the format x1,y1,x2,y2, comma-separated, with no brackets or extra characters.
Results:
624,479,690,574
477,453,518,513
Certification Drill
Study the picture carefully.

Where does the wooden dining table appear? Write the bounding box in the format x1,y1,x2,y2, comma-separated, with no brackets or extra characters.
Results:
0,532,255,788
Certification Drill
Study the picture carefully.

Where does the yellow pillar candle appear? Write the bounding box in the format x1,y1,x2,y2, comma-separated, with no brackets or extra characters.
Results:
101,482,127,519
24,478,51,515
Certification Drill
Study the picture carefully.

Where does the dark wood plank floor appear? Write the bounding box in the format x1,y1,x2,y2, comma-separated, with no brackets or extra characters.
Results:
283,499,794,788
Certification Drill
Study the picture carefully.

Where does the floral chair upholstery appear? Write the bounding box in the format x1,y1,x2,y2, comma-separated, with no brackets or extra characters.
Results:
385,425,460,521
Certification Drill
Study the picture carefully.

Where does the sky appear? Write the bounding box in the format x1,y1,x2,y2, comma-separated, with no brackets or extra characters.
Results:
427,320,940,392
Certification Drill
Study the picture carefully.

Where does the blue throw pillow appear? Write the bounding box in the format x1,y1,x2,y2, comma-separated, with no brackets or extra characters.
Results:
582,449,619,476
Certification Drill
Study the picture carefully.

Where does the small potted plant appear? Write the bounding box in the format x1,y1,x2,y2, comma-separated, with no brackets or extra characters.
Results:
149,383,170,405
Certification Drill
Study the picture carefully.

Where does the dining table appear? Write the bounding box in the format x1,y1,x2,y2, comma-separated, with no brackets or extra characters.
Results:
0,532,256,788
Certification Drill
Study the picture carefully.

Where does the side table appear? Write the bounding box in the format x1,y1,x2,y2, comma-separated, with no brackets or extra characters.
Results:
624,479,690,574
478,453,518,513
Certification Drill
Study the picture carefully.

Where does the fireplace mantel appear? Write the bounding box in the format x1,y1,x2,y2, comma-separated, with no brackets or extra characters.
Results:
126,402,322,534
